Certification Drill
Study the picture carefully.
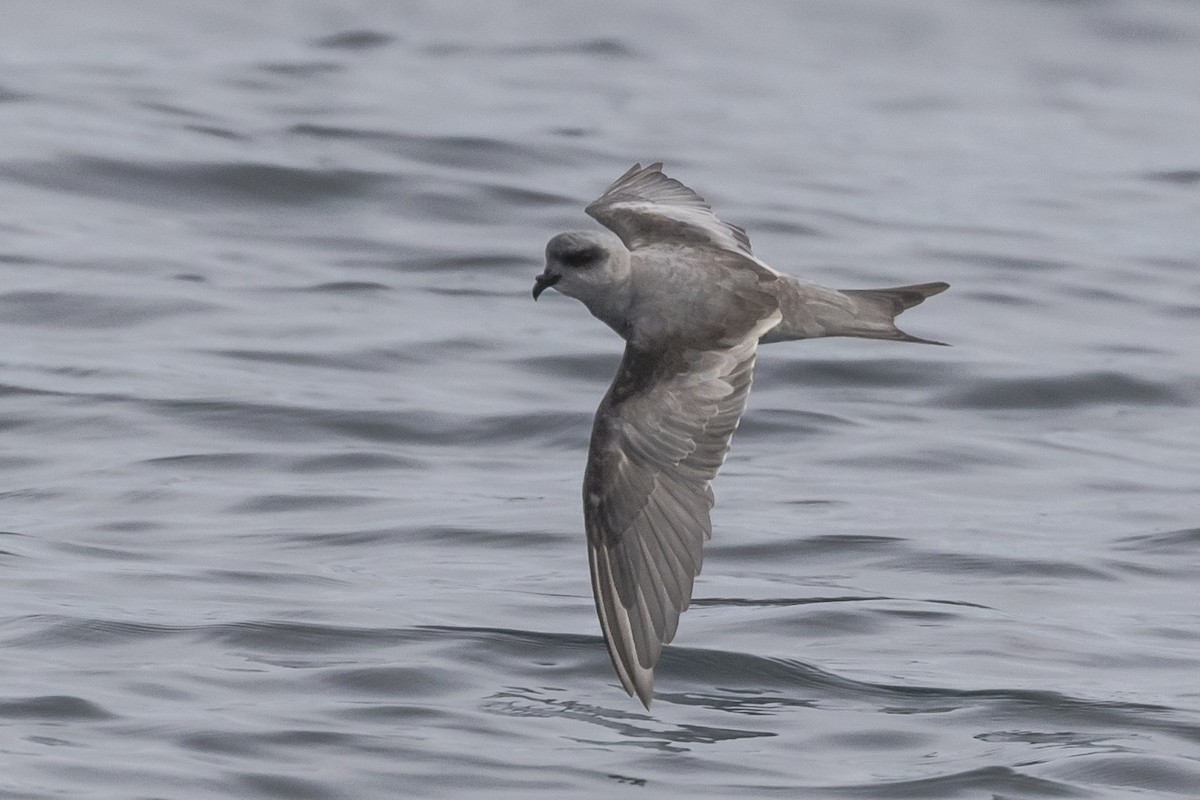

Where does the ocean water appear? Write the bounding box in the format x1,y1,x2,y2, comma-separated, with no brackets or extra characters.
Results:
2,1,1199,798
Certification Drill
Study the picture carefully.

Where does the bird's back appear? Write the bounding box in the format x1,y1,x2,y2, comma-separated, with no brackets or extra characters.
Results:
625,244,781,349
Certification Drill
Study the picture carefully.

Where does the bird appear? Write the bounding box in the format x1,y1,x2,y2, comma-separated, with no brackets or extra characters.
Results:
532,163,948,708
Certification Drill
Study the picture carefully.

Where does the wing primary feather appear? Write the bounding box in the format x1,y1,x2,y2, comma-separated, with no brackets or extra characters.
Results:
640,506,695,603
588,541,653,706
631,525,675,639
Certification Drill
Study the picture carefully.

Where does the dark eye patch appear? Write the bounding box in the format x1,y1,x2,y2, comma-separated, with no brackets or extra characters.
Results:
560,246,603,268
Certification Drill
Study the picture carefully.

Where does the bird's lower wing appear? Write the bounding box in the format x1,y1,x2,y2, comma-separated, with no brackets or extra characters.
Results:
583,311,780,707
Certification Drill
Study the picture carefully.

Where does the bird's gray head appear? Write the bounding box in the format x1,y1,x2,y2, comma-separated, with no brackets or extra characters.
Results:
533,231,631,309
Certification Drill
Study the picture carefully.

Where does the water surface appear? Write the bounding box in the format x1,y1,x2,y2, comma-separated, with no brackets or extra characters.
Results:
2,2,1199,798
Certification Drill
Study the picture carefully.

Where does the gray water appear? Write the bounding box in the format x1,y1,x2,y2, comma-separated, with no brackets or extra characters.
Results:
2,2,1199,798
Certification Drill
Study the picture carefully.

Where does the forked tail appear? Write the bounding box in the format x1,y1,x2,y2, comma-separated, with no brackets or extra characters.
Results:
840,281,950,345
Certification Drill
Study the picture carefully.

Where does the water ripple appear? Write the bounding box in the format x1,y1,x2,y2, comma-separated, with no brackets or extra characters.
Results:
0,695,117,721
939,372,1190,409
0,156,390,208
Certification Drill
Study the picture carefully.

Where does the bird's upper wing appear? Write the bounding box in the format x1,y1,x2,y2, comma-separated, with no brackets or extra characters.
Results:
584,308,782,707
586,163,768,267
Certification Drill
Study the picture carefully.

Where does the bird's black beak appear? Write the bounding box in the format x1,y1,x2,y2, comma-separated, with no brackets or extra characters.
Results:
532,273,560,301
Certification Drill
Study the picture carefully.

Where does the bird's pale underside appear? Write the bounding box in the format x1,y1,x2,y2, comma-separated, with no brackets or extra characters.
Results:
533,163,948,708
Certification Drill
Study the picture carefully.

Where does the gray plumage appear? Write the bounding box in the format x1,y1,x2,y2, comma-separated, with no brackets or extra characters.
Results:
533,163,948,708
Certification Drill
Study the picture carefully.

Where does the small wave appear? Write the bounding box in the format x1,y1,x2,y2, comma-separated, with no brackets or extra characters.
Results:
0,84,32,103
0,290,210,329
226,493,377,513
141,397,588,447
255,61,342,78
807,765,1077,799
1050,753,1200,795
0,695,116,722
1142,169,1200,186
423,37,640,59
885,550,1116,581
310,30,395,51
299,281,391,293
288,125,590,175
760,357,952,389
1111,527,1200,555
513,352,622,382
717,533,904,562
288,452,422,473
0,156,389,209
938,371,1188,409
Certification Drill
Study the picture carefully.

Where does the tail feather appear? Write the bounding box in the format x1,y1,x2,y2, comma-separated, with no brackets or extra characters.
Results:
841,281,950,313
840,282,950,345
764,278,950,345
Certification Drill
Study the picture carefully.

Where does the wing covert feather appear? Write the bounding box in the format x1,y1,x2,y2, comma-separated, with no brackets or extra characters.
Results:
585,162,756,258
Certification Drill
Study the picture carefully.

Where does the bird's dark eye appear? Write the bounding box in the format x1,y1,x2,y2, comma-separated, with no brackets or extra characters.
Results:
561,246,603,268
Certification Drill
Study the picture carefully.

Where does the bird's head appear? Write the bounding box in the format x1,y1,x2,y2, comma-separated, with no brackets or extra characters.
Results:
533,231,631,309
